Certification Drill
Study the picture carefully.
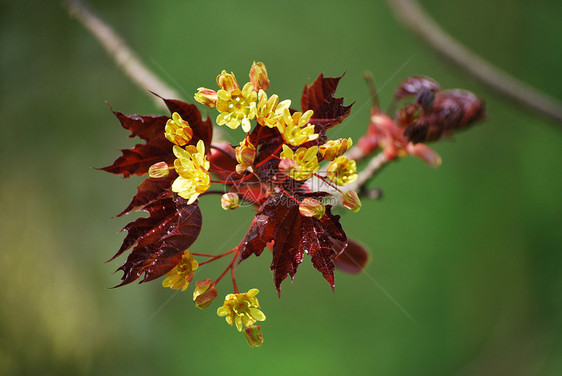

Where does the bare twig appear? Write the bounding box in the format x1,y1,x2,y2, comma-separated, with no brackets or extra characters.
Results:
387,0,562,125
61,0,182,110
346,152,389,194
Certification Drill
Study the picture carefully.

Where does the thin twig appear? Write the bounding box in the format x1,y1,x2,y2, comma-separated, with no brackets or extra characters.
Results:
346,152,389,194
387,0,562,125
61,0,182,110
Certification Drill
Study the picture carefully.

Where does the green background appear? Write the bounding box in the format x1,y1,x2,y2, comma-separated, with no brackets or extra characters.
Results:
1,0,561,375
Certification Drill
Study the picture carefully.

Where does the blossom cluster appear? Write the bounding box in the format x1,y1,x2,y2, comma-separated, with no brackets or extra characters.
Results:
102,63,484,347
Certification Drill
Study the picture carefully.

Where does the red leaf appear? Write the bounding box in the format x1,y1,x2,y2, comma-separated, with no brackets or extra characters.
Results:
112,196,202,287
102,98,213,177
334,239,370,274
239,193,347,294
101,110,173,177
301,74,353,132
117,172,177,217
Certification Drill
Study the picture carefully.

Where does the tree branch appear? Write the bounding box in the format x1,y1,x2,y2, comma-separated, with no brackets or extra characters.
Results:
387,0,562,125
61,0,182,110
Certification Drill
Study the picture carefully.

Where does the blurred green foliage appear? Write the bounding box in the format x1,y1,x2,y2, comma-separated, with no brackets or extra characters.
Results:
1,0,560,375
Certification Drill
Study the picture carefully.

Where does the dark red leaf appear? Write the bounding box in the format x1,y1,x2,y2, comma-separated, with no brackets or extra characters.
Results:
101,110,173,177
301,74,353,132
117,172,176,217
239,193,347,294
112,196,202,287
334,239,370,274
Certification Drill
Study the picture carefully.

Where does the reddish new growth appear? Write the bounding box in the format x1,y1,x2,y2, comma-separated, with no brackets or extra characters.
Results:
102,64,485,347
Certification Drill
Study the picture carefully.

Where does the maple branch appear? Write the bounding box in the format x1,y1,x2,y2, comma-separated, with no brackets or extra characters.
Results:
345,152,389,194
61,0,182,110
386,0,562,125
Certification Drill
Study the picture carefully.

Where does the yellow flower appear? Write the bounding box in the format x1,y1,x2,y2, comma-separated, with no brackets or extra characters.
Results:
256,90,291,128
319,137,353,161
165,112,194,146
217,289,266,331
216,82,258,133
279,144,320,181
172,140,211,204
277,109,319,146
162,250,199,291
327,156,358,186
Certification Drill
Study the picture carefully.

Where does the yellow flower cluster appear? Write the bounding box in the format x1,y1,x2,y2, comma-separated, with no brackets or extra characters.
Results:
172,140,211,204
162,250,199,291
279,145,320,181
194,62,320,147
217,289,266,331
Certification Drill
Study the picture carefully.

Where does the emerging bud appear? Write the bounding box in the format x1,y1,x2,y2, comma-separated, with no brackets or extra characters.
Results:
165,112,194,146
243,325,264,348
342,190,362,212
221,192,240,210
216,70,240,92
250,61,270,92
299,197,325,219
319,138,353,161
193,279,218,309
194,88,218,108
148,161,169,178
327,156,357,186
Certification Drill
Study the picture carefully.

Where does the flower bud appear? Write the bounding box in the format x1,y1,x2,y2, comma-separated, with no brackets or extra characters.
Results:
216,70,240,92
148,161,169,178
235,136,256,166
243,325,264,348
194,88,218,108
250,62,270,92
299,197,325,219
319,138,353,161
165,112,194,146
342,190,362,212
221,192,240,210
193,279,218,309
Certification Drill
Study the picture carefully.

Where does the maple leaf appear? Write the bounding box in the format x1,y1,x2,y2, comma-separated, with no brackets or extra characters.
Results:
239,193,347,294
117,172,177,217
101,109,172,177
301,74,353,133
111,195,202,287
102,98,213,177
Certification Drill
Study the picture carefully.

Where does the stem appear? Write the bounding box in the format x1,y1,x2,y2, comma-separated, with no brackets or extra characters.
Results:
387,0,562,125
198,249,236,266
313,173,344,195
61,0,181,110
345,152,389,192
214,248,240,285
